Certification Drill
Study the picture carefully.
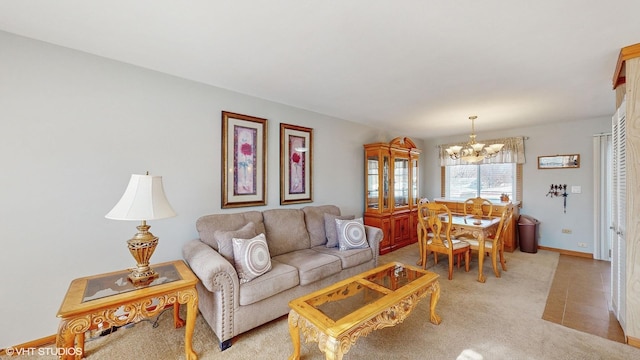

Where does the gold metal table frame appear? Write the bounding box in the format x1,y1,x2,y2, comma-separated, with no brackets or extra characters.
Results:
287,262,440,360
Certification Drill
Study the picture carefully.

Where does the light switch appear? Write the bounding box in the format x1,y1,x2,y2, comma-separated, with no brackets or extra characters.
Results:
571,186,581,194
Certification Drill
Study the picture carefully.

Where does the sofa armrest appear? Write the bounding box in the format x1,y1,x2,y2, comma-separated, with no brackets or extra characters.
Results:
183,239,239,347
182,239,239,305
364,225,383,266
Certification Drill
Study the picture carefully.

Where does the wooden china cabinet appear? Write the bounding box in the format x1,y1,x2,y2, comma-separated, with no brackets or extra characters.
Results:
364,137,421,255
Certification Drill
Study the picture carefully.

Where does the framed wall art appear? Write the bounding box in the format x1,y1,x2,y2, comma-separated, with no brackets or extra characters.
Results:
537,154,580,169
221,111,267,208
280,123,313,204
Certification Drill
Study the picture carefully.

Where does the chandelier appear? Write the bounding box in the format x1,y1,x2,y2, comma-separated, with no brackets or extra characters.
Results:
445,116,504,163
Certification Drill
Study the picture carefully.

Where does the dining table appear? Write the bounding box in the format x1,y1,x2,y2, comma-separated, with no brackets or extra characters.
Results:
417,213,501,283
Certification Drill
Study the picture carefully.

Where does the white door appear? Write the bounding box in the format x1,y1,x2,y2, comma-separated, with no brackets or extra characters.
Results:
593,133,612,261
611,101,626,330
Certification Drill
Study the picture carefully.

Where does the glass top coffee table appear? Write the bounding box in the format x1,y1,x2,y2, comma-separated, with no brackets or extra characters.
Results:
288,262,441,360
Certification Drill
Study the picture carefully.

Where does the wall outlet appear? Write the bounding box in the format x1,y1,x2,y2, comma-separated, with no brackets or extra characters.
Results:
577,242,587,248
562,229,572,234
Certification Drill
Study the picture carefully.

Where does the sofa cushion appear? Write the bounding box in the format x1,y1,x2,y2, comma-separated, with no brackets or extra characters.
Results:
311,245,374,270
238,259,299,306
196,211,265,251
213,222,257,263
324,213,355,248
232,233,272,284
262,209,310,256
335,218,369,251
272,249,342,286
303,205,341,247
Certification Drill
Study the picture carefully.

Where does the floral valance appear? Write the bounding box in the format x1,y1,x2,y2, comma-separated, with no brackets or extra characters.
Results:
439,136,526,166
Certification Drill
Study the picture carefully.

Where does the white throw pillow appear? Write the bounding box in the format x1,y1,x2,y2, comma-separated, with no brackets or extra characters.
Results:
232,233,272,284
324,213,355,248
335,218,369,251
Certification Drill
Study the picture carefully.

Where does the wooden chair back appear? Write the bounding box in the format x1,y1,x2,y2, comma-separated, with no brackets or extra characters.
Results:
418,202,453,248
492,203,514,246
463,197,493,217
418,201,471,279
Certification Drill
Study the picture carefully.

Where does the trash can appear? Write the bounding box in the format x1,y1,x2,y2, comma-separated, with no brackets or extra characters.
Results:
518,215,539,253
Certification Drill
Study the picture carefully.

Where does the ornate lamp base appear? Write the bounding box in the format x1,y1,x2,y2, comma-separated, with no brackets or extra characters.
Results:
126,220,160,285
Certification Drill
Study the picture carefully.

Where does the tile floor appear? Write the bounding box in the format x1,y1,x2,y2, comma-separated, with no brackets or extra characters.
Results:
542,254,626,343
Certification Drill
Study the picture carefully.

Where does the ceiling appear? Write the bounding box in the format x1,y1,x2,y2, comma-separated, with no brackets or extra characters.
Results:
1,1,638,139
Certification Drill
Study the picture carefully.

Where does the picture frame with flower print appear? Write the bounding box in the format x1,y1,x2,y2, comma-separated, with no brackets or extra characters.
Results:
221,111,267,208
280,123,313,204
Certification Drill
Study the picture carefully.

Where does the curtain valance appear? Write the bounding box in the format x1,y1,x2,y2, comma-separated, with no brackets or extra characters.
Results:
439,136,526,166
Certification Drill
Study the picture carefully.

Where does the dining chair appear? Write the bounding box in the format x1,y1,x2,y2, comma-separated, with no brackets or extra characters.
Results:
464,203,514,278
463,197,493,218
418,202,470,280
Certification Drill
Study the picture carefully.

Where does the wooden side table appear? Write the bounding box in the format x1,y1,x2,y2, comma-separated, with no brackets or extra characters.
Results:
56,260,199,360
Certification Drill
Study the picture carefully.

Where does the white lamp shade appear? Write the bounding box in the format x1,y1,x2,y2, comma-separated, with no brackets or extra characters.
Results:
105,174,176,221
490,143,505,152
446,145,462,155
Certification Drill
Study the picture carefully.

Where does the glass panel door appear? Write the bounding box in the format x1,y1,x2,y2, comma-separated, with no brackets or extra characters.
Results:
382,155,390,210
367,155,379,210
394,157,409,207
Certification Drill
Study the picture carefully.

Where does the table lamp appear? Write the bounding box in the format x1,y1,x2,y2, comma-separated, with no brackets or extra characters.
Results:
106,173,176,285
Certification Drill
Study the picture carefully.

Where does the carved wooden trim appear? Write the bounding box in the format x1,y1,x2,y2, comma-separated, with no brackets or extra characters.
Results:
288,280,439,359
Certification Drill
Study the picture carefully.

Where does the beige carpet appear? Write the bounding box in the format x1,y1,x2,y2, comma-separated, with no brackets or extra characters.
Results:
8,244,640,359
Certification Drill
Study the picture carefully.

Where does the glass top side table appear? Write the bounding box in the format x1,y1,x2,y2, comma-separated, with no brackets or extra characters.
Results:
56,260,199,360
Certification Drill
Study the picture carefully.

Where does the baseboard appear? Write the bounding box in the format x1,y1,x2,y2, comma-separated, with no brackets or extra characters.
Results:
628,335,640,348
537,246,593,259
0,334,56,356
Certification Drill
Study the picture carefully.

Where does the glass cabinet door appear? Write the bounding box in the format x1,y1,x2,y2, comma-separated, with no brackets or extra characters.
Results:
367,155,379,210
382,155,390,210
394,157,409,207
366,149,391,213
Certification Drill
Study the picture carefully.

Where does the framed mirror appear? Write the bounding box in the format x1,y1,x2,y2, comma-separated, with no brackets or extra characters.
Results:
538,154,580,169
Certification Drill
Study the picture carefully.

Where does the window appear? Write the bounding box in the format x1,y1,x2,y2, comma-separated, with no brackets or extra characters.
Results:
439,136,525,202
445,163,517,202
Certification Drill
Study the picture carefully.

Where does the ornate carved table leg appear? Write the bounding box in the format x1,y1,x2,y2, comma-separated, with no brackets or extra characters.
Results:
182,289,198,360
57,316,90,360
322,336,344,360
56,321,75,360
76,331,85,359
173,303,185,328
287,310,301,360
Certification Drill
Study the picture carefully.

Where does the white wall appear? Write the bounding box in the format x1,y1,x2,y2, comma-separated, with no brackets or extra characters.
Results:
0,31,406,347
422,117,611,253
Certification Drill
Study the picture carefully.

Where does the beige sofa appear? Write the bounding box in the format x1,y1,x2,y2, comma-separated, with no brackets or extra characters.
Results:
182,205,383,350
